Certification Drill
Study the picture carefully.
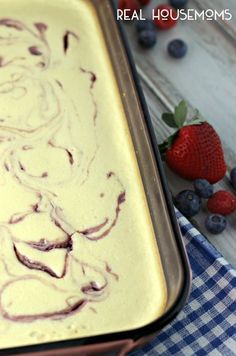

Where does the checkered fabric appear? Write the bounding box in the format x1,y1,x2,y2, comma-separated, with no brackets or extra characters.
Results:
132,211,236,356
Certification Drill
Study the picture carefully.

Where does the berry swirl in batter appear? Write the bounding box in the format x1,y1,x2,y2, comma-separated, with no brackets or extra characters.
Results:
0,0,166,349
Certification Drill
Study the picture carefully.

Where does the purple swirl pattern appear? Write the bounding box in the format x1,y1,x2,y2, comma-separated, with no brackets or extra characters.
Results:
0,18,126,322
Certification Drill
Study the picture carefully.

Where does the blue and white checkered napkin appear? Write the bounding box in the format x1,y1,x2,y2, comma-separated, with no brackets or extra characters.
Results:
133,211,236,356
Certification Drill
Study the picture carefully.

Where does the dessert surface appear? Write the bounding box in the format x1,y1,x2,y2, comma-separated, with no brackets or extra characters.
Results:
0,0,166,349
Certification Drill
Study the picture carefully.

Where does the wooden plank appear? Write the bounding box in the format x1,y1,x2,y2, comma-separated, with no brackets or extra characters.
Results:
124,17,236,154
118,1,236,266
140,79,236,266
193,0,236,41
137,65,236,170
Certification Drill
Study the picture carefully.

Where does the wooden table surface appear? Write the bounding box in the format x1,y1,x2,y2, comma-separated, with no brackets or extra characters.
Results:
121,0,236,267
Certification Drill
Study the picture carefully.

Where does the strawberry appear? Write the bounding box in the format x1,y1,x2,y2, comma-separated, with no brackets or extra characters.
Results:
154,4,178,30
118,0,140,14
207,191,236,216
159,101,227,183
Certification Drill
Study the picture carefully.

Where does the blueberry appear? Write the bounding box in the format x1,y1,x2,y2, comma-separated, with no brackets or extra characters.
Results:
205,214,227,234
174,190,202,218
168,39,188,59
138,30,157,49
136,19,155,33
230,167,236,188
169,0,188,9
194,179,214,199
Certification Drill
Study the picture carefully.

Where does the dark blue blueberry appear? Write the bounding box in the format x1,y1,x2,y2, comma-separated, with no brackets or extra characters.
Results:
136,19,155,33
168,39,188,59
194,179,214,199
230,167,236,188
138,30,157,49
205,214,227,234
169,0,188,9
174,190,202,218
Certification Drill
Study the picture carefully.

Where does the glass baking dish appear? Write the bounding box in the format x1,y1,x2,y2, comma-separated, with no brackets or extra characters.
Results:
0,0,191,354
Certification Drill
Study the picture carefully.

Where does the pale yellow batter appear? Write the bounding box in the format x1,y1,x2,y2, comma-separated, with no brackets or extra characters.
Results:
0,0,166,349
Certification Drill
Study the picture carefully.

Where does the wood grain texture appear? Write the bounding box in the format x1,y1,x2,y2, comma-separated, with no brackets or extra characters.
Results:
194,0,236,38
119,0,236,266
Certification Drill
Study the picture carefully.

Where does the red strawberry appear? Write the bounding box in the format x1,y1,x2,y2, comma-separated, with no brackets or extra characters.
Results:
159,101,227,184
154,4,178,30
207,191,236,216
118,0,140,14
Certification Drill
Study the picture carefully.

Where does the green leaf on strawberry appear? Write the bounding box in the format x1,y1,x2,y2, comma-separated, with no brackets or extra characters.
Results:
161,100,204,129
174,100,187,128
162,113,178,128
